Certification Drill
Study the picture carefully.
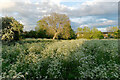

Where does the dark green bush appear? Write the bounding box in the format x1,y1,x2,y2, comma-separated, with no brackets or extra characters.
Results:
1,17,23,42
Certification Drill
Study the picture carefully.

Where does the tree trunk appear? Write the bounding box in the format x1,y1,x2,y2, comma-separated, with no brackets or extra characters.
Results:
53,32,58,39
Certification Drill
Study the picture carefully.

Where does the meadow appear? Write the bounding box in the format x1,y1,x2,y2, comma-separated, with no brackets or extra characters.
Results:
2,39,120,79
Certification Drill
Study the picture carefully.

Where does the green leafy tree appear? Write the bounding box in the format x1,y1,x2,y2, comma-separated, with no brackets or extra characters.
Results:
107,26,118,38
77,27,104,39
106,26,118,32
24,30,37,38
91,27,104,39
118,29,120,38
82,27,91,39
98,31,104,39
35,25,52,38
36,13,75,39
77,27,91,39
114,29,120,39
1,16,23,42
76,27,83,38
58,26,76,39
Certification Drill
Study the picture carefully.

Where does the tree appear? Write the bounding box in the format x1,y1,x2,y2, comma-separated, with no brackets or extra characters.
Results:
76,27,83,38
1,16,23,42
114,29,120,39
77,27,104,39
58,25,76,39
35,25,52,38
106,26,118,32
82,27,91,39
77,27,91,39
36,13,75,39
106,26,118,38
118,29,120,38
24,30,37,38
91,27,104,39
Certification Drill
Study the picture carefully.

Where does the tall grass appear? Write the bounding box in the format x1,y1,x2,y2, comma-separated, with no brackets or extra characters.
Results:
2,39,120,79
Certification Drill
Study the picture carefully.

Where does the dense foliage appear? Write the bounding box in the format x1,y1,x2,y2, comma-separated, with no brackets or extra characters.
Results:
77,27,104,39
2,39,120,79
106,26,119,39
35,13,76,40
23,30,38,38
1,17,24,42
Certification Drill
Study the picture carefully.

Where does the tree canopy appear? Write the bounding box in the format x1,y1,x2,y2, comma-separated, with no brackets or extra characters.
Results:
106,26,118,32
106,26,118,38
1,16,24,42
36,13,76,39
77,27,104,39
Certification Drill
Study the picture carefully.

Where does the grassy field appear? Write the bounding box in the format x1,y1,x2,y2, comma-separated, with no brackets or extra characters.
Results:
2,39,120,79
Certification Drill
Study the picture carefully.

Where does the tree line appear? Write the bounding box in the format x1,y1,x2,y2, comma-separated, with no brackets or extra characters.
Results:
77,26,119,39
1,13,120,42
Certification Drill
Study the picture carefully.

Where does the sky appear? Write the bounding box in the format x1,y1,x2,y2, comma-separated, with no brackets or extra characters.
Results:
0,0,119,32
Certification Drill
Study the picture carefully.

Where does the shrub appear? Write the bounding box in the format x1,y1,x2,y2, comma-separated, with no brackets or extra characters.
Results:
2,39,120,79
1,16,23,42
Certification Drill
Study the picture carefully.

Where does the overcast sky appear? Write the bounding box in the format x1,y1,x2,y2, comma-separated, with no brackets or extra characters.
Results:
0,0,119,32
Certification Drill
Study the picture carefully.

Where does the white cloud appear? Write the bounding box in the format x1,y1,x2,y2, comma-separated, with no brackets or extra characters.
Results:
80,25,89,28
96,20,117,26
96,18,108,22
0,2,15,11
70,16,96,24
97,28,107,32
79,19,117,28
67,2,118,17
0,0,118,31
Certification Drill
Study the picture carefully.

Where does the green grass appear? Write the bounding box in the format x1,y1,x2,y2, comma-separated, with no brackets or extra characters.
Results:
2,39,120,79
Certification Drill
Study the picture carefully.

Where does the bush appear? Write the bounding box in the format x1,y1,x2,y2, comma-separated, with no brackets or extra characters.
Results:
78,40,120,79
2,39,120,79
1,16,23,42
